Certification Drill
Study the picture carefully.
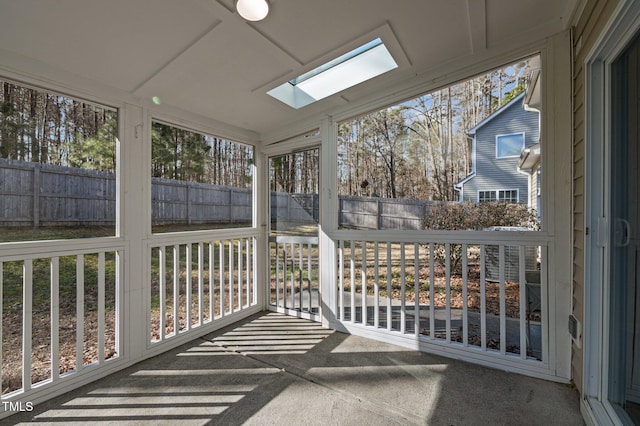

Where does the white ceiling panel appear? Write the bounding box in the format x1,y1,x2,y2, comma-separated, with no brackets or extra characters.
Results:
0,0,219,92
135,19,301,130
256,1,472,68
0,0,576,137
486,0,569,46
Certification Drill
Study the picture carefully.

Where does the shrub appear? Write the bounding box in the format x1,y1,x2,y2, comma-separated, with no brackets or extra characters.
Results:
423,201,540,273
423,201,539,231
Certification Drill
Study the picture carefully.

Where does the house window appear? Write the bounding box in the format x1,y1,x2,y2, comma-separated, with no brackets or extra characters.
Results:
478,190,497,202
496,132,525,158
479,189,518,203
498,189,518,203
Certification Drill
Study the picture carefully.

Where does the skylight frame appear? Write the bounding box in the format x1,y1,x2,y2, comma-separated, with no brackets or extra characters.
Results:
288,38,385,86
267,37,399,109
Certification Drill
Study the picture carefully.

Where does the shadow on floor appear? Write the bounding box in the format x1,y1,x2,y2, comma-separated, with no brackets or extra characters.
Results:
7,312,583,425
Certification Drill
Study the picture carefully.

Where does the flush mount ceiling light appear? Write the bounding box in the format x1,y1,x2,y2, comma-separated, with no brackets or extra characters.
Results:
236,0,269,21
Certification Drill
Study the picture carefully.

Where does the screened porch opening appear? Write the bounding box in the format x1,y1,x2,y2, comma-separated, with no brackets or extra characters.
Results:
0,0,580,420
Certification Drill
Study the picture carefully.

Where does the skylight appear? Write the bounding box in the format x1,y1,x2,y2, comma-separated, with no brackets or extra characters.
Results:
267,38,398,109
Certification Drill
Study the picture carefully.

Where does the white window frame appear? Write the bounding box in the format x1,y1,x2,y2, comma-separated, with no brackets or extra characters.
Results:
583,0,640,425
496,132,525,159
498,189,519,203
478,189,519,203
0,76,122,239
478,190,497,202
148,118,257,234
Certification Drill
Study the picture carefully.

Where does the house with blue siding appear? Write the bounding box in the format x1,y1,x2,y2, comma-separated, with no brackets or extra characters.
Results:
455,92,540,206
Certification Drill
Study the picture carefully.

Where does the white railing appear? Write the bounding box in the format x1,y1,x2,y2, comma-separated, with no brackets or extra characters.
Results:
333,230,551,376
269,235,320,320
148,230,259,346
0,239,125,404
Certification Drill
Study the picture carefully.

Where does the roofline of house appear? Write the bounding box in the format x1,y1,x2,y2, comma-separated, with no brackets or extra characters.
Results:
455,171,476,190
524,69,541,112
466,92,526,136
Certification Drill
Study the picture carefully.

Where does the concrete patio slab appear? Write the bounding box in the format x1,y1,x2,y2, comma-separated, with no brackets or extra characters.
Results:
6,312,583,425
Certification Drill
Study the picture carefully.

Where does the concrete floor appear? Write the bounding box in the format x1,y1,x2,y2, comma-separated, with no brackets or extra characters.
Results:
7,312,583,425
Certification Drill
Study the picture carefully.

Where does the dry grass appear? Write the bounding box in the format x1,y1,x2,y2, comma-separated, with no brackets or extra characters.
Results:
2,306,117,395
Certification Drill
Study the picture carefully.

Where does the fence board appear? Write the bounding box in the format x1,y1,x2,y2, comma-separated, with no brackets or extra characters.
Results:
339,195,437,230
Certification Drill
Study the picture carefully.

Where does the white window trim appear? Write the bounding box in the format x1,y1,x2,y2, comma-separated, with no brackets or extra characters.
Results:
148,117,258,236
495,132,525,159
583,0,640,424
477,188,519,203
478,190,497,202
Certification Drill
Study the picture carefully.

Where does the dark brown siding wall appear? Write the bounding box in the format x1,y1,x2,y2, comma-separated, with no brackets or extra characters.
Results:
571,0,620,393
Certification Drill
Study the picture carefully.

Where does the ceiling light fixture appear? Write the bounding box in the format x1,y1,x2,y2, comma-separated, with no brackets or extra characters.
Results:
236,0,269,21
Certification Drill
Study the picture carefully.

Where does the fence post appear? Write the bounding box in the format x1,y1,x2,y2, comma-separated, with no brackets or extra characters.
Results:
377,198,382,230
187,182,192,225
422,201,428,230
33,164,40,228
229,188,234,224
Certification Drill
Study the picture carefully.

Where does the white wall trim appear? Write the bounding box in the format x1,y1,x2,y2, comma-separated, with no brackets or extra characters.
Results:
149,108,259,147
0,47,135,108
260,131,321,157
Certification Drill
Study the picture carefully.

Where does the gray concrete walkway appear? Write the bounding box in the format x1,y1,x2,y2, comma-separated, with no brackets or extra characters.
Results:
7,312,583,425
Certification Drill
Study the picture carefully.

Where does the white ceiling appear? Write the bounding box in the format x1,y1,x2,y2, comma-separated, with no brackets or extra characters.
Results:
0,0,579,139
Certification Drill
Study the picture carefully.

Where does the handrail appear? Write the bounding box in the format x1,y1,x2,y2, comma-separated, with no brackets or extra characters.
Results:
330,229,550,245
146,227,259,246
0,237,127,260
268,235,319,244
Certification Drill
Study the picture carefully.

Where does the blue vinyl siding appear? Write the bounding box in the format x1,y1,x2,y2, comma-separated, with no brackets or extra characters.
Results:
460,96,539,203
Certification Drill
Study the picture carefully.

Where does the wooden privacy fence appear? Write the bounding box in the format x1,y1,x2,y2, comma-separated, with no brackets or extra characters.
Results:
0,159,442,229
152,177,253,226
0,158,116,227
0,159,256,227
0,160,317,227
339,195,439,230
270,192,318,224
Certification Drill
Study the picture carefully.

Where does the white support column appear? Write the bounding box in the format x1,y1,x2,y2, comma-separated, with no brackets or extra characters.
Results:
544,30,573,379
319,117,338,328
121,103,149,360
254,146,269,310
